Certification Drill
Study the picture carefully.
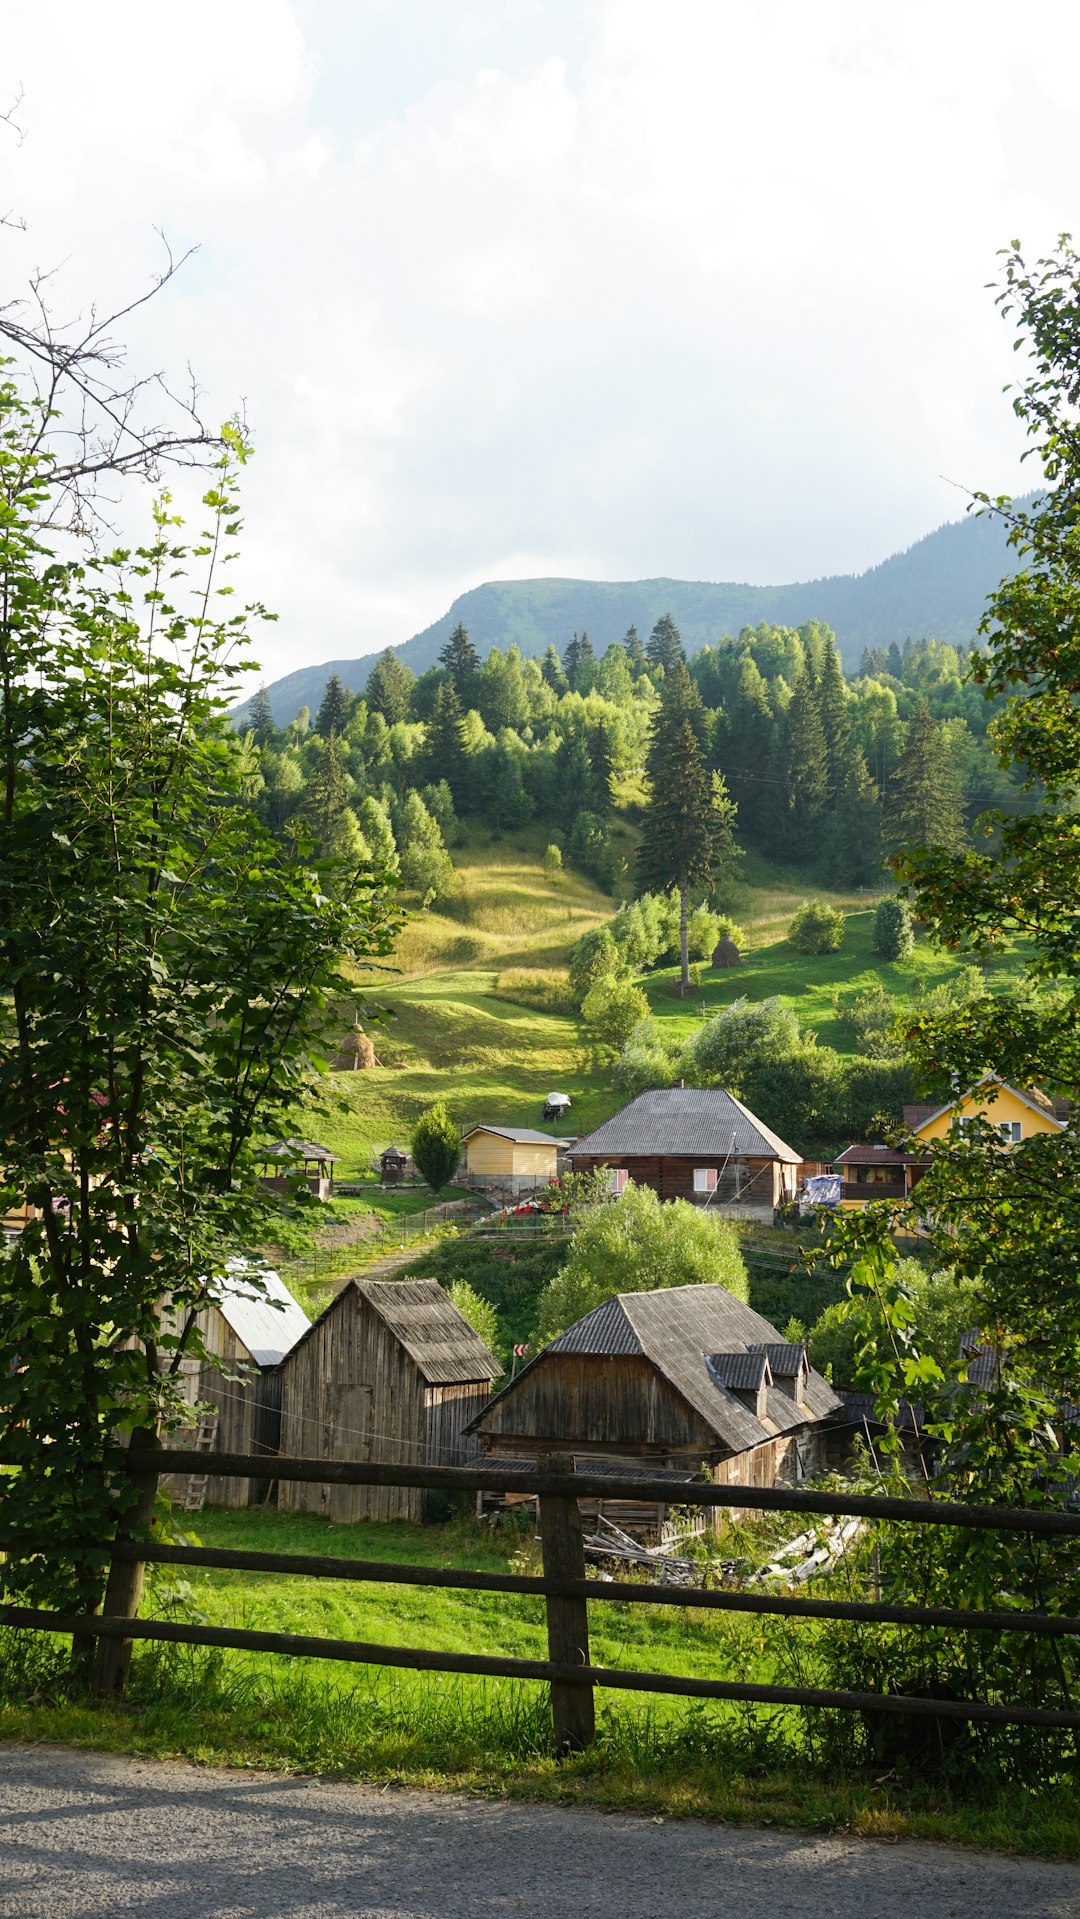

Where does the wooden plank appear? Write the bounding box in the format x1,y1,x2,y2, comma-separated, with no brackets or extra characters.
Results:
7,1606,1080,1730
537,1453,594,1754
78,1450,1080,1537
89,1539,1080,1638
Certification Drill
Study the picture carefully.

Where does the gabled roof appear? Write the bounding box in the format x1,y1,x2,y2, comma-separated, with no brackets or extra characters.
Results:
569,1088,801,1164
480,1283,840,1454
212,1264,310,1368
462,1125,559,1147
261,1136,339,1162
908,1075,1067,1137
706,1349,771,1393
285,1276,500,1385
747,1341,808,1378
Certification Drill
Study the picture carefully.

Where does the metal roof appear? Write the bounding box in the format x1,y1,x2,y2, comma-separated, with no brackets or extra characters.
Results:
212,1263,311,1368
534,1283,840,1453
569,1088,801,1164
461,1125,560,1146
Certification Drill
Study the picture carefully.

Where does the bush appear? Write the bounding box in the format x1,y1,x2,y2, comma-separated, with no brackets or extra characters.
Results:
740,1042,846,1146
833,981,904,1058
873,895,915,961
840,1056,915,1139
535,1183,747,1344
542,842,564,882
679,996,802,1093
581,973,651,1052
568,808,616,889
445,1279,503,1362
612,1037,678,1099
410,1100,460,1193
788,899,846,954
568,926,624,1007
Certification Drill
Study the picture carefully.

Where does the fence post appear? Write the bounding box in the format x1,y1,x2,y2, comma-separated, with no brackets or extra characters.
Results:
91,1426,160,1699
537,1451,595,1755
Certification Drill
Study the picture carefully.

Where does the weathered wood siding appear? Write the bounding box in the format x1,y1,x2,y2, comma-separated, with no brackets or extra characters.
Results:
279,1287,426,1523
475,1353,718,1452
161,1305,267,1510
571,1154,793,1208
464,1132,557,1178
424,1380,492,1466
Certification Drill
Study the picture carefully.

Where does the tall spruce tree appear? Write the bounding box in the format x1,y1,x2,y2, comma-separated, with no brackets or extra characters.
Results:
422,680,469,805
438,621,480,702
366,647,413,724
588,720,615,816
884,697,966,855
646,612,685,674
316,672,353,739
816,639,852,800
771,669,829,859
563,631,584,689
823,748,882,887
248,683,276,747
623,623,646,672
304,734,351,843
639,674,737,993
540,642,568,694
723,655,773,830
559,730,593,830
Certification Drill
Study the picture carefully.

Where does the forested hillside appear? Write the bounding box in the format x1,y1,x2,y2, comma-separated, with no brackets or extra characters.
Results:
240,498,1029,724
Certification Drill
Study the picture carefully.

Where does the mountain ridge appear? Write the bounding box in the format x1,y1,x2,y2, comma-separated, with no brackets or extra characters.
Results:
242,499,1028,724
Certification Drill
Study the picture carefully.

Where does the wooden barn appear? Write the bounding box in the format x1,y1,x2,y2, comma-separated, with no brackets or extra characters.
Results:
169,1266,310,1509
460,1124,560,1196
469,1283,842,1526
569,1087,801,1215
277,1277,501,1523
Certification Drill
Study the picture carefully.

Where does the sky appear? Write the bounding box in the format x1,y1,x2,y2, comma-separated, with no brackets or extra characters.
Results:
4,0,1080,686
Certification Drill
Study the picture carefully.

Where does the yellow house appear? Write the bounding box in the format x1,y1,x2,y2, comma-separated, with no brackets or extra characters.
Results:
835,1075,1068,1210
908,1075,1068,1146
460,1124,560,1195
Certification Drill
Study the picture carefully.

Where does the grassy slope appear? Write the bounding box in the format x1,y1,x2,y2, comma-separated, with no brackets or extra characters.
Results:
302,831,1017,1175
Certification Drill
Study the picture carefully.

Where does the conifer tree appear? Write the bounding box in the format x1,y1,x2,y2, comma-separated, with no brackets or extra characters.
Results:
356,794,399,876
559,730,593,830
365,647,413,724
771,669,829,859
438,621,480,702
639,674,738,993
563,631,583,689
884,698,966,855
823,749,882,887
576,631,597,692
316,672,353,739
588,720,615,816
248,683,276,747
304,734,351,844
623,624,647,673
646,612,685,673
816,639,852,799
540,642,568,694
422,679,469,804
723,655,773,825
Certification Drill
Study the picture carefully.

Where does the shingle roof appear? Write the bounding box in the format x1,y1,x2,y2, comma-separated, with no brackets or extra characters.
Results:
706,1350,770,1392
462,1125,559,1146
261,1137,339,1162
212,1263,310,1368
747,1342,808,1378
360,1277,501,1383
569,1088,801,1164
542,1283,840,1452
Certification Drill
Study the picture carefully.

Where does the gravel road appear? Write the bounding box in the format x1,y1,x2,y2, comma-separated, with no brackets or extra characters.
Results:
2,1741,1078,1919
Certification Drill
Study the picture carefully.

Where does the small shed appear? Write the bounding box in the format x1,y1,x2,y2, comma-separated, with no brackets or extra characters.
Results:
469,1283,841,1525
260,1137,339,1200
277,1277,500,1522
460,1124,559,1196
170,1265,310,1509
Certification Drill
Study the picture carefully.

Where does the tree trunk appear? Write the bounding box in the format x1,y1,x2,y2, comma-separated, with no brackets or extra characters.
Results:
679,881,690,996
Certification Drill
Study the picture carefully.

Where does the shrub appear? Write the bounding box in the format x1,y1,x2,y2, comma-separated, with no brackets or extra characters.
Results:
581,973,651,1052
788,899,846,954
445,1279,503,1362
680,996,802,1093
834,981,904,1058
873,895,915,961
568,808,616,888
612,1036,678,1099
410,1101,461,1194
542,842,564,882
568,926,624,1007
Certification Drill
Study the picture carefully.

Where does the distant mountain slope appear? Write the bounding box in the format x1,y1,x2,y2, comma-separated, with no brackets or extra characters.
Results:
245,500,1026,724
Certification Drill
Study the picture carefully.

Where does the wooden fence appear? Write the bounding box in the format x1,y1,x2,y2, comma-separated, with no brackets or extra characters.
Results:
3,1445,1080,1755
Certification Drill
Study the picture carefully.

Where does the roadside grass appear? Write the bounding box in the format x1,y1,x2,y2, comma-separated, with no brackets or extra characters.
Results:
3,1505,1077,1858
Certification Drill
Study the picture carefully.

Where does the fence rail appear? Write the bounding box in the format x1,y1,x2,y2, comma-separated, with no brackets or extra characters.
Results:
3,1445,1079,1753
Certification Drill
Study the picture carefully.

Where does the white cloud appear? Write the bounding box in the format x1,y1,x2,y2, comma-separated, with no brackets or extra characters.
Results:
3,0,1079,685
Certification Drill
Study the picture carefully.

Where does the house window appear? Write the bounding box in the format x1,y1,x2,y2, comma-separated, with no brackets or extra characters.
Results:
693,1167,718,1194
607,1167,628,1194
998,1120,1022,1143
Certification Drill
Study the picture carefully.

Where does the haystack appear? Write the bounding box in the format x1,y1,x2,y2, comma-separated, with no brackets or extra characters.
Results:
334,1024,379,1070
712,936,741,968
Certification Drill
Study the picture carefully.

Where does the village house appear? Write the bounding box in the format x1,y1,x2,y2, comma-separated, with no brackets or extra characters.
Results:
167,1265,310,1510
277,1276,500,1523
835,1073,1069,1208
459,1123,561,1198
569,1086,801,1217
469,1282,842,1530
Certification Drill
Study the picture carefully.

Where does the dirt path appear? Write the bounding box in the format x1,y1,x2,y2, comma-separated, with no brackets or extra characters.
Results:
2,1742,1077,1919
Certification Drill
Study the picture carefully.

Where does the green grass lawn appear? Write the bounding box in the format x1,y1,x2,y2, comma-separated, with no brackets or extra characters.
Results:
4,1505,1077,1857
